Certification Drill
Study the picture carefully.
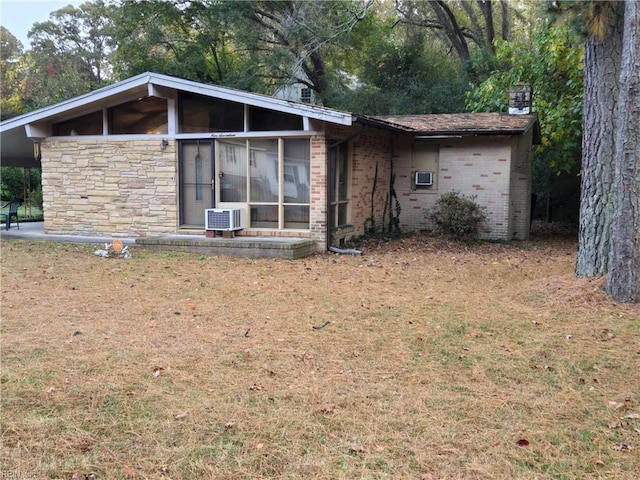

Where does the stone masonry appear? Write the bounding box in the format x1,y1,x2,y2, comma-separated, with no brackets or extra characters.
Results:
41,138,178,237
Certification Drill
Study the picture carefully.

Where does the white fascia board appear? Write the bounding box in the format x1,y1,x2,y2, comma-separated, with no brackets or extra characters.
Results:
0,72,153,133
0,71,354,134
148,73,353,126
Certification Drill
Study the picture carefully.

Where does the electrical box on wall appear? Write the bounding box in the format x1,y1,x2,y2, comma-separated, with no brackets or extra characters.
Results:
415,171,434,186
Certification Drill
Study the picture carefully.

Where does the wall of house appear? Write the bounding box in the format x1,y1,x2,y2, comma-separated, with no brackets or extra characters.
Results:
309,135,328,250
393,136,521,240
350,129,393,238
322,126,393,245
41,138,179,236
508,129,534,240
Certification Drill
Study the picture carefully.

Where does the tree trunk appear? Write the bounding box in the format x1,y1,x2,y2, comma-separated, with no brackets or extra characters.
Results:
606,0,640,303
576,1,624,277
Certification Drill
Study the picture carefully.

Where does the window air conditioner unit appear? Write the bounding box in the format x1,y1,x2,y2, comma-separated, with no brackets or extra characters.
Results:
205,208,243,231
415,171,434,186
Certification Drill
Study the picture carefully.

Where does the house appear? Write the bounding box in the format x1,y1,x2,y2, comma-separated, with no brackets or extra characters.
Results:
0,72,539,255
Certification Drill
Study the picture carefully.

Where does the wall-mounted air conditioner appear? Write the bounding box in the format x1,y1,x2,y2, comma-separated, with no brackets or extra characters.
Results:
205,208,243,231
415,171,434,186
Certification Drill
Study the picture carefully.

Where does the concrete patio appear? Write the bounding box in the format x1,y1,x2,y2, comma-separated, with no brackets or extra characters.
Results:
0,222,316,259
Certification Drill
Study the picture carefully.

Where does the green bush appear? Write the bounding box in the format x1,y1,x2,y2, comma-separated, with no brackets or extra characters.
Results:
429,191,487,241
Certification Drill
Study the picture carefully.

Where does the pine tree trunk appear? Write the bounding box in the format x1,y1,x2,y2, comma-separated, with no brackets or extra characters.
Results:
576,2,624,277
606,0,640,303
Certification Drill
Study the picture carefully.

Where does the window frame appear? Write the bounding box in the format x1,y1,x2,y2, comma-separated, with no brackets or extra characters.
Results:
329,142,351,228
216,137,311,231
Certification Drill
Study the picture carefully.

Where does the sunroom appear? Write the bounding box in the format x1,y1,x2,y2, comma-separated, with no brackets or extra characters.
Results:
0,72,356,251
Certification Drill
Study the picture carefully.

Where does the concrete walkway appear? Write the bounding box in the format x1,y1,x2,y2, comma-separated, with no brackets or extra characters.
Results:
0,221,138,246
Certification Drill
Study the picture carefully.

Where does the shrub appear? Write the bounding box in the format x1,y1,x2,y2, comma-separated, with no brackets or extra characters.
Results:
429,191,487,241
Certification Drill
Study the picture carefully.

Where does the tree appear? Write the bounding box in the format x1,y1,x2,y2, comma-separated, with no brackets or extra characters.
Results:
0,27,26,119
231,0,373,99
24,0,114,108
326,9,468,114
605,0,640,302
394,0,514,82
110,0,247,86
572,0,639,303
465,21,583,175
575,1,624,278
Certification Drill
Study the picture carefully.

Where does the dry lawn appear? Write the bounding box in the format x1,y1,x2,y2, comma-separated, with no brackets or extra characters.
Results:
1,233,639,480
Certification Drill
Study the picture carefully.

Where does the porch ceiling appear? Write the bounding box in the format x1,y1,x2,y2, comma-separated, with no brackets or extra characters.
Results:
0,128,41,168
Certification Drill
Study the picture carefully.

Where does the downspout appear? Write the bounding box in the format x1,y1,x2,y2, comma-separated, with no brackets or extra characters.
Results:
325,126,368,251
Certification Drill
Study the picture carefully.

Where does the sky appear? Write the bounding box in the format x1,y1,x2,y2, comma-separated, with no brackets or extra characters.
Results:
0,0,84,49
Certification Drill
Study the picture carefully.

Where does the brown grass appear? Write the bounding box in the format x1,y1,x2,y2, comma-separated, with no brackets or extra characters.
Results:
1,234,638,480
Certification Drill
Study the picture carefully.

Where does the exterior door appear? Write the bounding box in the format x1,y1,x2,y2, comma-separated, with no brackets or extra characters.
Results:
180,140,215,227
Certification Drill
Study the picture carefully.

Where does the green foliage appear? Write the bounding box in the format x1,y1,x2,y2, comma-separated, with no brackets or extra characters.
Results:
324,7,468,114
25,1,113,104
0,167,42,203
466,22,584,174
1,167,25,201
0,27,26,119
429,191,487,241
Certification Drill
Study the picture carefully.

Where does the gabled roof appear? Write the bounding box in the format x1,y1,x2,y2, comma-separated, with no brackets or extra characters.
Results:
0,71,354,133
358,112,541,143
0,71,354,167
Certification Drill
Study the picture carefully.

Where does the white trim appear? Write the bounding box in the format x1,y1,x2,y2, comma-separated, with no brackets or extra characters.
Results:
177,130,322,140
40,131,323,142
1,71,353,133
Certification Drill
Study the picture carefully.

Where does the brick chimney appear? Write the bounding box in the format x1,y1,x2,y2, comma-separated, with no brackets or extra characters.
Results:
508,84,532,114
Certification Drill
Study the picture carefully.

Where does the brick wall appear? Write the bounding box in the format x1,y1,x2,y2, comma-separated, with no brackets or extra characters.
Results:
350,130,393,237
309,135,328,250
508,129,534,240
41,138,178,236
394,136,528,241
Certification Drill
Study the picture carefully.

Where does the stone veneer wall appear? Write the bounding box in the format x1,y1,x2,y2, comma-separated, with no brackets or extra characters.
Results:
41,138,178,236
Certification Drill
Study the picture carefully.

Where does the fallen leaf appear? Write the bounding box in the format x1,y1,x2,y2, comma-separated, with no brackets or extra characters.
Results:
174,412,187,420
624,413,640,419
349,444,365,454
123,465,136,477
516,439,530,447
608,400,625,410
607,421,622,429
612,443,633,451
317,404,336,414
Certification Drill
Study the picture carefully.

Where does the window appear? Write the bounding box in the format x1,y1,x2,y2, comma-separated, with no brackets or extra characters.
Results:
249,139,278,203
329,143,350,227
300,88,312,104
283,139,310,228
249,106,303,131
52,110,103,136
219,140,247,202
178,92,244,133
218,138,310,230
108,97,168,134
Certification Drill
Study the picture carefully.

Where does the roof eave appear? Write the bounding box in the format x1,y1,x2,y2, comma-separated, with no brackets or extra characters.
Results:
0,72,353,133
